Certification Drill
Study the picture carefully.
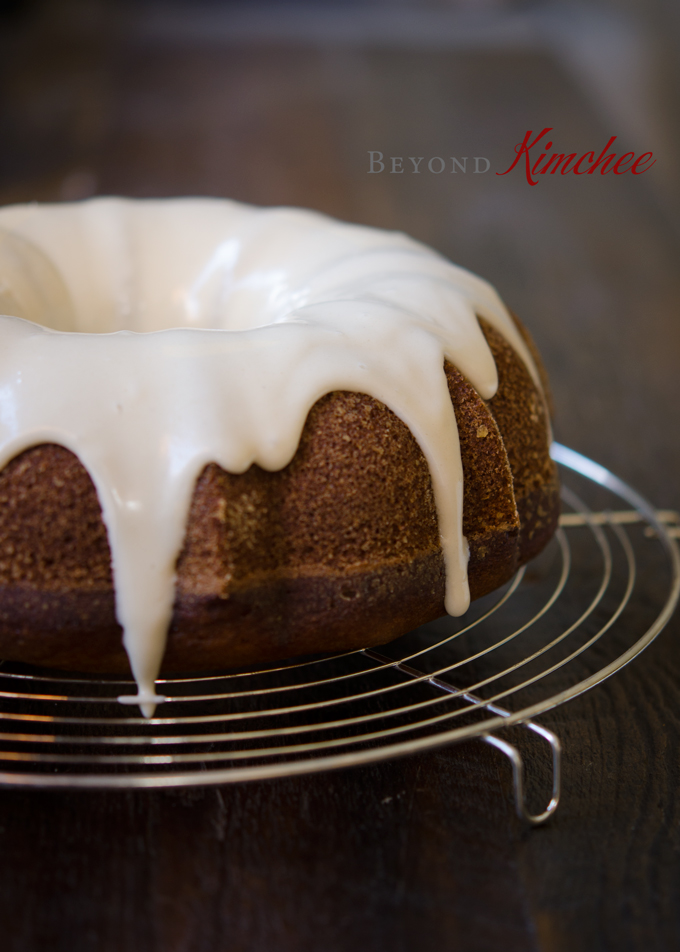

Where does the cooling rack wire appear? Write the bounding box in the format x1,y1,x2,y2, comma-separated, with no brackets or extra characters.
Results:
0,443,678,824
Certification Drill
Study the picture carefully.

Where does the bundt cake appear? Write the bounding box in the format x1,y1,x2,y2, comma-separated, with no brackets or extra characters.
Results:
0,198,559,713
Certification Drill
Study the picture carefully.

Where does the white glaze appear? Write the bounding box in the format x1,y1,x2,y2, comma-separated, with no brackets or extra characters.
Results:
0,197,540,715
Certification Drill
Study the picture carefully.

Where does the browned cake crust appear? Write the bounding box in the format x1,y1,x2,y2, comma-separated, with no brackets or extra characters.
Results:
0,317,559,674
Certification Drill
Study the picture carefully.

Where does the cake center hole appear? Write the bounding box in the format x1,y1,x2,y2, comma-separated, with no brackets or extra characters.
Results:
0,229,283,334
0,230,77,333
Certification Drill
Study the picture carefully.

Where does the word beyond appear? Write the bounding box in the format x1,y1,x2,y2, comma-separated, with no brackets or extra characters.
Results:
497,128,656,186
368,153,490,174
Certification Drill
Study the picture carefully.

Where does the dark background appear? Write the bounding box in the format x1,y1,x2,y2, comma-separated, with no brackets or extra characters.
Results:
1,1,680,949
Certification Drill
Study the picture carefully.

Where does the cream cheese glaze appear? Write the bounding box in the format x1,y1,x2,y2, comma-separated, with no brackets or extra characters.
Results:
0,197,541,715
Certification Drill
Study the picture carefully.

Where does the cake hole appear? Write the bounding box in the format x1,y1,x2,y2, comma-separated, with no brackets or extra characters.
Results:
0,230,76,332
0,202,292,334
340,584,358,600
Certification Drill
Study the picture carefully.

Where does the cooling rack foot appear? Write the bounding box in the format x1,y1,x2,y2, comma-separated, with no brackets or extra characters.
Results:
483,722,561,824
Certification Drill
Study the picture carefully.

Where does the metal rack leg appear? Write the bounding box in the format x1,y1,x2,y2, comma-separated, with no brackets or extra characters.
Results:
364,648,562,824
483,723,561,824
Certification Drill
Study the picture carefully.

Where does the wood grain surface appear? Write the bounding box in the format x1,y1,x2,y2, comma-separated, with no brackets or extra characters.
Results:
1,5,680,950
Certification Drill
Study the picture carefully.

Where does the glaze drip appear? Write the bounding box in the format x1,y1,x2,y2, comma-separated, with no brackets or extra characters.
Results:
0,198,540,715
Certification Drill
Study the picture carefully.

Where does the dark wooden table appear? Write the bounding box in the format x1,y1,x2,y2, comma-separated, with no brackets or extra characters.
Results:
2,4,680,950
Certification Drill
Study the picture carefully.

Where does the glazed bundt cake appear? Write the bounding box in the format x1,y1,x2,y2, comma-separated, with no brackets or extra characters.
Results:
0,198,559,712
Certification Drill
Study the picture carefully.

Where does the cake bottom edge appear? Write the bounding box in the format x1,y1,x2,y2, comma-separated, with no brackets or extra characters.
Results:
0,535,523,675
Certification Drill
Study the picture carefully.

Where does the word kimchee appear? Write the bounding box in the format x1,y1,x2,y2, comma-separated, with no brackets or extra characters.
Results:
497,128,655,186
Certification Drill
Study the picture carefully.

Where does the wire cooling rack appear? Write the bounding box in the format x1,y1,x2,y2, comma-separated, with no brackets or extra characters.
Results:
0,443,678,823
